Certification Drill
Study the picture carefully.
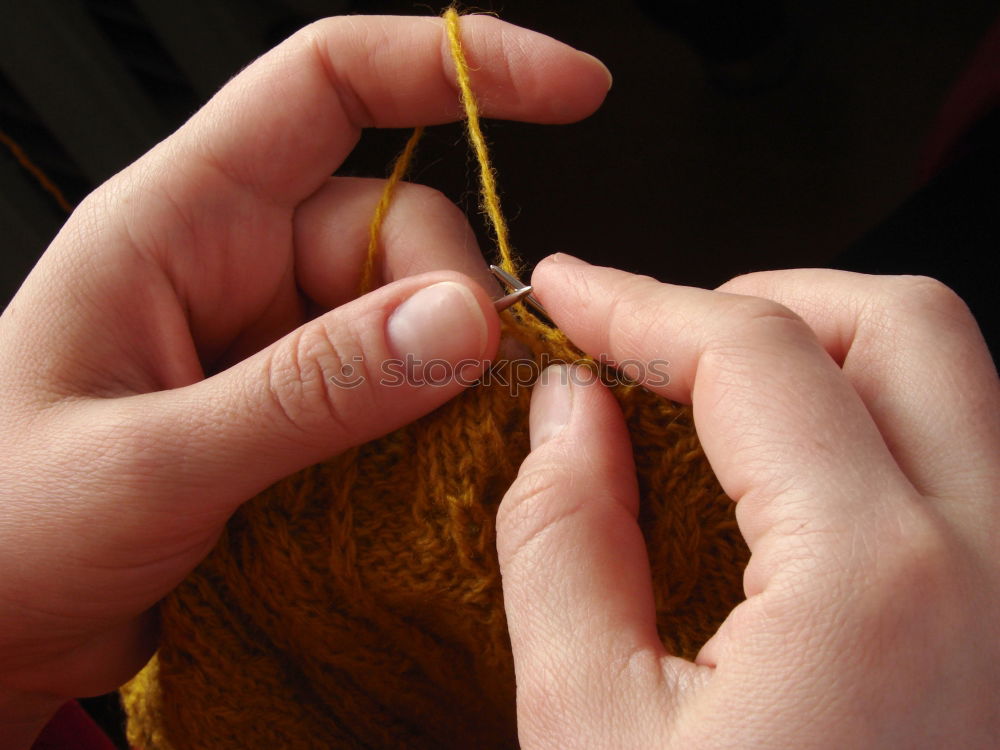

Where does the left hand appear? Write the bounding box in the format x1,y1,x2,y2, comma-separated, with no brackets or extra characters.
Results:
0,14,611,744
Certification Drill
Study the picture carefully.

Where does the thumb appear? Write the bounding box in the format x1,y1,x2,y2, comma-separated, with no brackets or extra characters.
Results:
498,365,699,748
100,270,500,509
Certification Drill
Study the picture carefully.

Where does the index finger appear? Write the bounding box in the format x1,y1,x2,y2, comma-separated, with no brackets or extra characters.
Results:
150,14,612,208
531,254,919,566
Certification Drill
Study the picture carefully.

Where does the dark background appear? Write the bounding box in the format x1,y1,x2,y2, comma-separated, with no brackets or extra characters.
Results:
2,0,998,745
3,0,998,298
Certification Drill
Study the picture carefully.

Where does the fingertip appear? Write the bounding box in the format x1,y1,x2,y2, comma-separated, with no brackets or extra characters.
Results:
541,251,590,268
453,15,612,123
543,48,613,122
531,252,585,290
538,46,613,122
530,253,594,332
294,178,498,310
576,50,614,92
528,364,633,480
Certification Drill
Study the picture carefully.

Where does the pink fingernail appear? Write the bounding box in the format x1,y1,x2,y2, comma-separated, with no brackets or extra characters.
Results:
386,281,487,364
549,253,588,266
529,365,574,448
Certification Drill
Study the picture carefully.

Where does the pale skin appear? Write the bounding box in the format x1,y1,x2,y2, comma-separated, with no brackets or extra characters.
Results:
0,14,997,750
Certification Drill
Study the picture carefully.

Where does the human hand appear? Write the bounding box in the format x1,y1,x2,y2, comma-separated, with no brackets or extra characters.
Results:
0,16,611,744
499,255,1000,748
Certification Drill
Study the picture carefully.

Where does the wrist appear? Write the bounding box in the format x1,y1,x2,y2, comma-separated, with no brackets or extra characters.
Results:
0,687,62,750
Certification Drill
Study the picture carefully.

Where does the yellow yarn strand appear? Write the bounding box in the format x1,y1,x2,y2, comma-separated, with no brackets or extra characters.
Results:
443,7,517,275
365,8,520,297
360,125,425,294
367,9,516,278
0,129,73,213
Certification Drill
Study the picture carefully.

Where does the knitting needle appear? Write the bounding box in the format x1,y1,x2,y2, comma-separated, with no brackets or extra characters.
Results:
494,284,534,312
489,265,550,318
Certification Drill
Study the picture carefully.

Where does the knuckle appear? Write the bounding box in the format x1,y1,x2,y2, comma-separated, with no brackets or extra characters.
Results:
700,295,813,372
852,276,980,356
496,464,584,567
874,505,957,596
386,183,468,247
607,644,668,698
604,274,667,357
301,18,378,128
727,296,811,347
723,294,803,328
478,18,523,112
265,322,369,440
408,183,464,221
716,269,778,295
850,504,971,643
883,275,973,326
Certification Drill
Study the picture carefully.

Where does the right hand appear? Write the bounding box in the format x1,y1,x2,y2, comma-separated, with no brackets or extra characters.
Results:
498,254,1000,748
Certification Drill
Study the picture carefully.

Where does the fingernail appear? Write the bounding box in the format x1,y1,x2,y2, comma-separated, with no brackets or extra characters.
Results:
530,365,574,448
549,252,588,266
387,281,488,364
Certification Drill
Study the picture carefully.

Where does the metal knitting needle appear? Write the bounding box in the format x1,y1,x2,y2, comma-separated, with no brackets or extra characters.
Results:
493,284,534,312
489,265,550,317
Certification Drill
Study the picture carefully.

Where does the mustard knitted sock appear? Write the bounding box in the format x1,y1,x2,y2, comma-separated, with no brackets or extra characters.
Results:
120,9,748,749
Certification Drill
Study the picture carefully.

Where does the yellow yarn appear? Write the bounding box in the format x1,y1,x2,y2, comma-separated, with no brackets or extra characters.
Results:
443,8,517,275
120,8,748,749
361,125,424,294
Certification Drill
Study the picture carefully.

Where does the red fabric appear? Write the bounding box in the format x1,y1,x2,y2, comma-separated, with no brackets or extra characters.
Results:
921,13,1000,181
30,701,117,750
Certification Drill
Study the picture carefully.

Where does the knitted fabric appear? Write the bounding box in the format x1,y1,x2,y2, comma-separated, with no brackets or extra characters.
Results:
121,9,749,749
